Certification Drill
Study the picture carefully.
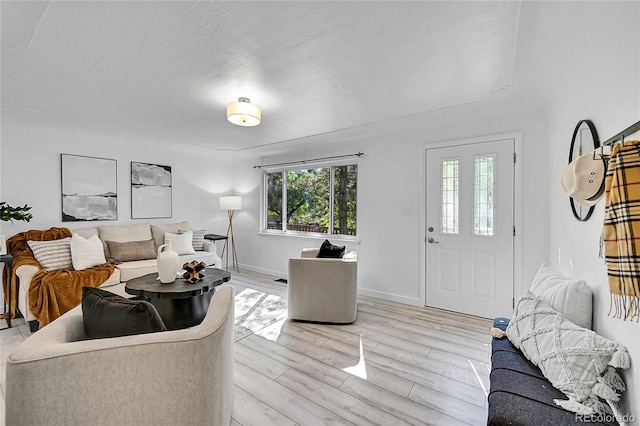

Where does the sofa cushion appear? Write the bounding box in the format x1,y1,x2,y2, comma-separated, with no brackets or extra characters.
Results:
317,239,345,258
98,223,152,259
27,238,72,271
529,263,592,329
506,292,630,415
81,286,166,339
106,239,157,262
491,348,547,380
165,231,196,255
488,369,615,425
71,233,107,270
150,221,190,251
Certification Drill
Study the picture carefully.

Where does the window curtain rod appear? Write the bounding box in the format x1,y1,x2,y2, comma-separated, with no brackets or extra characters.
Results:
602,120,640,146
253,152,364,169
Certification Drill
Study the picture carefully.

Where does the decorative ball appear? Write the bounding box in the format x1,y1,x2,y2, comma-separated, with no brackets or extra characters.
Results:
182,260,207,283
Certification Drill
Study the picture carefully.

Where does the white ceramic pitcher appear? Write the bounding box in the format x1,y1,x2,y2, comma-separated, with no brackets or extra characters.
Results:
157,239,179,283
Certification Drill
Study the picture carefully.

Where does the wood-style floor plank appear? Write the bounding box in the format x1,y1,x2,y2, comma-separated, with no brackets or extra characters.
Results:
268,331,415,397
232,386,297,426
276,368,414,426
323,337,485,392
409,383,487,425
339,376,469,426
239,333,350,388
234,339,290,380
234,360,352,425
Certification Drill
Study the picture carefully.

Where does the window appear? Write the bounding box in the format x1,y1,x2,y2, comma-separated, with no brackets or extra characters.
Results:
265,164,358,236
441,159,459,234
474,155,494,236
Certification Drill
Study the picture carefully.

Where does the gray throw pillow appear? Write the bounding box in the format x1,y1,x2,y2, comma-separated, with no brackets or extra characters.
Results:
106,239,157,262
82,287,166,339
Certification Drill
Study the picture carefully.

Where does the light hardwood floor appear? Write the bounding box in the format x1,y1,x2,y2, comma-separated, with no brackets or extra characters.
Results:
0,271,493,426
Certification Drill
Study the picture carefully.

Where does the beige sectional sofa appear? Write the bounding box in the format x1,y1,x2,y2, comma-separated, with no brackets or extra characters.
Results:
15,221,222,327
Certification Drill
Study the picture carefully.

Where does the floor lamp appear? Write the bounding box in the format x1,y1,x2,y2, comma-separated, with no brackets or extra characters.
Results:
219,195,241,272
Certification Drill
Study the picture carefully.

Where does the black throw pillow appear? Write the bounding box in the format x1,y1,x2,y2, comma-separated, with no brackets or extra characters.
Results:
317,239,346,258
82,287,167,340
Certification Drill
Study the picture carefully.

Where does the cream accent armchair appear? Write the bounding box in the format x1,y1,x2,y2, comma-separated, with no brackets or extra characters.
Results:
287,248,358,323
5,287,234,426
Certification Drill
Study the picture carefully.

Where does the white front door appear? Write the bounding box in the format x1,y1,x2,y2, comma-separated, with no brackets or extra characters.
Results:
425,138,514,318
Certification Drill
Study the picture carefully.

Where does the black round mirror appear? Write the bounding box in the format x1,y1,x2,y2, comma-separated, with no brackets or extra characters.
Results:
568,119,600,221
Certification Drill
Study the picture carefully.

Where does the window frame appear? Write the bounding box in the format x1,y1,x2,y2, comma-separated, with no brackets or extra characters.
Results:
440,157,460,235
260,159,359,242
473,153,496,237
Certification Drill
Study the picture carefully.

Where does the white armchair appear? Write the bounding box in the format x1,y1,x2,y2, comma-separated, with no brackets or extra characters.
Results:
5,287,234,426
287,248,358,323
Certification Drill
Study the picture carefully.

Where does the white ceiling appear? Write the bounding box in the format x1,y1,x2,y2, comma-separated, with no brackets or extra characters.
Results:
1,1,522,151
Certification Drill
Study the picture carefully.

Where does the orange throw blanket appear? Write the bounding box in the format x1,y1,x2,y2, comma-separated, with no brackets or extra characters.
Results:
1,227,115,326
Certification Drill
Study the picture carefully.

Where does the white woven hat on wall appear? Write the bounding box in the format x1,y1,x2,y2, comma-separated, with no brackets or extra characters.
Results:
560,146,611,206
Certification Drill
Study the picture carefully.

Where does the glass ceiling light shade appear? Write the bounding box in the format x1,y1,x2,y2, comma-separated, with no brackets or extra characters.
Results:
219,195,242,211
226,97,261,127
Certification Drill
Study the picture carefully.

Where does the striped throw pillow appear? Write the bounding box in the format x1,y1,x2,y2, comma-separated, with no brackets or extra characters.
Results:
191,229,206,251
27,238,73,271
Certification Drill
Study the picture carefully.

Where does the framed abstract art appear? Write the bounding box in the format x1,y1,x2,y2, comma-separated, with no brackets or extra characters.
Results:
61,154,117,222
131,161,172,219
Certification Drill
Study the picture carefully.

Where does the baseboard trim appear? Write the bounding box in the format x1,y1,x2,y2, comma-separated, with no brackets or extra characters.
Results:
238,264,422,307
356,288,422,307
238,263,287,280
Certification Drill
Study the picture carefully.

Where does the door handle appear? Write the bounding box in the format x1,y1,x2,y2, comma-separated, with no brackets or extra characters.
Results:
427,237,439,244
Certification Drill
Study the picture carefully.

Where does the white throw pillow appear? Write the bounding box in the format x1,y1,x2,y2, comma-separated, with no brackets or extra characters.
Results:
71,233,107,270
150,221,190,251
529,263,592,329
27,238,72,271
507,292,630,416
164,230,196,255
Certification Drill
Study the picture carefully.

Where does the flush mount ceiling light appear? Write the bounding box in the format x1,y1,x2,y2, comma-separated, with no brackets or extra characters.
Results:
226,97,261,127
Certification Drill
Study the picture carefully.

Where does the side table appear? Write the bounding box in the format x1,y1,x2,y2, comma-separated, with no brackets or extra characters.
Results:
1,253,14,328
204,234,229,271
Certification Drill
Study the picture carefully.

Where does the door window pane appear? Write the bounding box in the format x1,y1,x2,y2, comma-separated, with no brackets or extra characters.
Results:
441,159,459,234
333,165,358,235
474,156,494,236
286,168,330,233
266,172,283,230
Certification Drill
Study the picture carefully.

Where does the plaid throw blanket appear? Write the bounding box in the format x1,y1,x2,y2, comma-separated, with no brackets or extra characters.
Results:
603,140,640,321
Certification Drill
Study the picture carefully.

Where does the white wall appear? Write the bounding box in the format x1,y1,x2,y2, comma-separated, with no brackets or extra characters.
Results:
0,107,235,238
232,93,549,307
520,1,640,420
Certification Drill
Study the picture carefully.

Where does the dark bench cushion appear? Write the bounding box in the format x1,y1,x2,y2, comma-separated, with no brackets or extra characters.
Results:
488,317,617,426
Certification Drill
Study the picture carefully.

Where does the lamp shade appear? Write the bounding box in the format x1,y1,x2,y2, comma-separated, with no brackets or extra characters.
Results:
227,97,261,127
219,195,242,211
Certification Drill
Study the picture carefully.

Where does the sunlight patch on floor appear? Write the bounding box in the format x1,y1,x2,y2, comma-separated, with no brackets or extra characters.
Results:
342,334,367,380
469,359,489,397
253,317,287,342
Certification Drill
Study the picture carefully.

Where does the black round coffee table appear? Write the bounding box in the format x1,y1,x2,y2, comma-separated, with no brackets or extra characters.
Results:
125,267,231,330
